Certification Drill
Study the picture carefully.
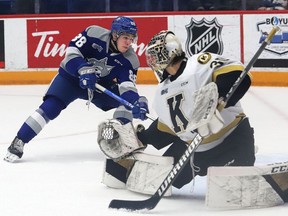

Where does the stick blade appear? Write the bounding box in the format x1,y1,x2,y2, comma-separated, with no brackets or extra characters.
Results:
108,196,159,211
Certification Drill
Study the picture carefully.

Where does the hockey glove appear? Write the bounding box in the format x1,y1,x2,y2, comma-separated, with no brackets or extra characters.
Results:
132,96,149,121
78,66,100,90
197,109,224,137
97,119,145,160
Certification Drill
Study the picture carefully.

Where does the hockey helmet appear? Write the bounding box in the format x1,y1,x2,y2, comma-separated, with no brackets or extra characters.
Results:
146,30,183,82
111,16,137,38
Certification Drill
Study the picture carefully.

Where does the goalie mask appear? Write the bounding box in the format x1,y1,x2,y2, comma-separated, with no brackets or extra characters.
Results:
145,30,183,82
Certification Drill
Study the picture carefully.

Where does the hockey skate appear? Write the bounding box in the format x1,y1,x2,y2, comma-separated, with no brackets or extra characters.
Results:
4,137,25,162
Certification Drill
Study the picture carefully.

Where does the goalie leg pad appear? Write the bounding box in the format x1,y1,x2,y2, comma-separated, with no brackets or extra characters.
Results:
206,163,288,209
126,152,174,196
102,158,135,189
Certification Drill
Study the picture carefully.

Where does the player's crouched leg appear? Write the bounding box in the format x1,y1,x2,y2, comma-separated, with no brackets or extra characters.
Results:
102,153,174,196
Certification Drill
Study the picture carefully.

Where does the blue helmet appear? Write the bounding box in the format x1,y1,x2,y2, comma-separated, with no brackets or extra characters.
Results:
111,16,137,37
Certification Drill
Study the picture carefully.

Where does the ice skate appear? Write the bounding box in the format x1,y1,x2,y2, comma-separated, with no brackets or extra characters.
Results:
4,137,25,162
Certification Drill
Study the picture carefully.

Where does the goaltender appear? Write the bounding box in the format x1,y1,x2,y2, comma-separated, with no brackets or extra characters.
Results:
97,30,255,195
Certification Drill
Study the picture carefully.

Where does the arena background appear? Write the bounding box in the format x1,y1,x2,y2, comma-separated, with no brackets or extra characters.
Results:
0,10,288,86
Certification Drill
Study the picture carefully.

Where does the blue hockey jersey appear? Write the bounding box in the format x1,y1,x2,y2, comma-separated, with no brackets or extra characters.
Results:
58,25,141,107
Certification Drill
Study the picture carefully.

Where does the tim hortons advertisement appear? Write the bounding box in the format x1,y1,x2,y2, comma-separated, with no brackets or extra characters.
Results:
27,17,167,68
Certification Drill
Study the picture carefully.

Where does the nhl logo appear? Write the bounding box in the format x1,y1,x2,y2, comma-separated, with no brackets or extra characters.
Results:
185,18,223,56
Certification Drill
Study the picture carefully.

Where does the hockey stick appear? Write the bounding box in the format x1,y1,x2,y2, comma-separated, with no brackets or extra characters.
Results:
109,133,203,211
94,83,155,121
108,26,280,211
217,26,280,110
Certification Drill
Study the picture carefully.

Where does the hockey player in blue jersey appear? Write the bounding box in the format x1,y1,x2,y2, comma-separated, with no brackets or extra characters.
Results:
4,16,149,163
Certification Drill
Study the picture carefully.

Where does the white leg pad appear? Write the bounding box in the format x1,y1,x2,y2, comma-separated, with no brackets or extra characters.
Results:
101,158,134,189
102,172,126,189
206,163,288,209
126,152,174,196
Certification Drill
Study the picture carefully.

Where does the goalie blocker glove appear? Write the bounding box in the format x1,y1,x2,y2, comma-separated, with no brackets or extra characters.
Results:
197,109,224,137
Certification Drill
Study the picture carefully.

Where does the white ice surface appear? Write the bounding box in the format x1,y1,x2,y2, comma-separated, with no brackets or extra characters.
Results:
0,84,287,215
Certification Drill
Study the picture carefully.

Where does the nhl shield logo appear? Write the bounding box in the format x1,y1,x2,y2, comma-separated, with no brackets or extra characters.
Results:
185,18,223,56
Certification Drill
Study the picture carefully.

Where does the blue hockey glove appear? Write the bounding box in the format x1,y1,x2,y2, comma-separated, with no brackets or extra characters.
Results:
78,66,100,90
132,96,149,121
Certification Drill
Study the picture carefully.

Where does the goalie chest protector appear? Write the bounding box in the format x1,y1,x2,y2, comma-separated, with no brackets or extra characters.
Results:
153,56,212,136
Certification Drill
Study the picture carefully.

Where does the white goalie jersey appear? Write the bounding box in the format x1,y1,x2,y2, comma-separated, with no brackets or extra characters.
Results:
153,52,248,151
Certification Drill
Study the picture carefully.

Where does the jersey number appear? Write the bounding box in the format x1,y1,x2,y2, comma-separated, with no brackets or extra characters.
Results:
71,33,87,48
167,93,188,133
129,70,137,84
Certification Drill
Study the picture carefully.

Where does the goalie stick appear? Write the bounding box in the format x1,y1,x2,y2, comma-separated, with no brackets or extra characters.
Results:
108,26,280,211
217,26,280,110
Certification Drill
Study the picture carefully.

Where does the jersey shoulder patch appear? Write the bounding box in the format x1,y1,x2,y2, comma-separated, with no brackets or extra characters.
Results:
197,52,212,64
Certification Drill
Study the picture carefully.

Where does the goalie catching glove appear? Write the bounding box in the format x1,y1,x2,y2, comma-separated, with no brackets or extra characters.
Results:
97,119,146,160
